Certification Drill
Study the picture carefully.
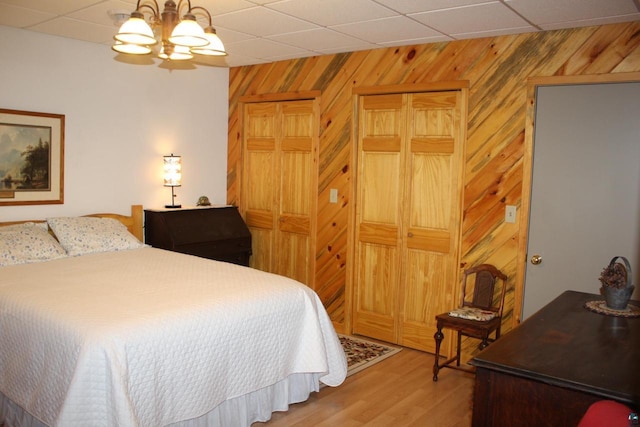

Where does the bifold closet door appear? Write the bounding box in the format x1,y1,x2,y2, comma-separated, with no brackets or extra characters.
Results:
353,91,464,353
242,100,317,287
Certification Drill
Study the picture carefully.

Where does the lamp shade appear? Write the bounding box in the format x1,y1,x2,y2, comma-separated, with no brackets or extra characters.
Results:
163,155,182,187
112,41,152,55
169,14,208,47
159,44,193,60
191,27,227,56
114,13,157,46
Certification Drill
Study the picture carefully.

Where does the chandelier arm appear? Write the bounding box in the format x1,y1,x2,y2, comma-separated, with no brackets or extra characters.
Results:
188,5,212,26
137,3,160,19
139,0,160,13
176,0,192,15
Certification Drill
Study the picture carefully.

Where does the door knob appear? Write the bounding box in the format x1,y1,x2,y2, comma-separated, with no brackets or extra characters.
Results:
530,255,542,265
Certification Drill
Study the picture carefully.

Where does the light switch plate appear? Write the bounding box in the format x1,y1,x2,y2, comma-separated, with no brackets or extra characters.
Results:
505,205,516,223
330,188,338,204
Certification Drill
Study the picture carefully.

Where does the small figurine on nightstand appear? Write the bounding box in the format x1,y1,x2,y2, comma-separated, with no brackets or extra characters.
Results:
197,196,211,206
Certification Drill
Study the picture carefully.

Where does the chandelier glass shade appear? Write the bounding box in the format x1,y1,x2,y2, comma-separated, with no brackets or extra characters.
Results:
113,41,153,55
112,0,227,61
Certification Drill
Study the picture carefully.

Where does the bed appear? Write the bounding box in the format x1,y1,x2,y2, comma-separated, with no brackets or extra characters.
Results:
0,205,347,427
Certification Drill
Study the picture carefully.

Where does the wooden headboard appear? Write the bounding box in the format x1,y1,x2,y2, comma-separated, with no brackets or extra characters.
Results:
85,205,144,241
0,204,144,242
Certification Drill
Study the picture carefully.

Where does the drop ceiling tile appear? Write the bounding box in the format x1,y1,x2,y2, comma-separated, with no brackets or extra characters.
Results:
315,41,379,54
226,37,309,58
2,0,639,67
215,27,257,44
452,25,538,40
268,0,397,27
0,0,111,15
68,1,134,27
212,6,318,36
374,0,494,14
505,0,640,24
331,15,443,44
264,51,318,62
377,34,452,47
245,0,282,4
223,51,268,67
410,2,531,35
0,4,55,27
184,0,256,16
28,17,116,44
539,14,640,31
267,27,372,51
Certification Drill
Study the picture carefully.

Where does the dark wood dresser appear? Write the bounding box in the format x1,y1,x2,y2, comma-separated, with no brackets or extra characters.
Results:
144,206,252,266
471,290,639,427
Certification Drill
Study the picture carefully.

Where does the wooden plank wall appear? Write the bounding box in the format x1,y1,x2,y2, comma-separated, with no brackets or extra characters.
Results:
228,23,640,343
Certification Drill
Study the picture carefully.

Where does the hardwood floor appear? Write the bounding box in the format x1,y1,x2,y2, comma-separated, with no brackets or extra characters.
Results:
255,347,475,426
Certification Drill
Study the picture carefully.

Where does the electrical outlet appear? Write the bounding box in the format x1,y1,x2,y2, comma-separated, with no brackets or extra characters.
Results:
330,188,338,204
505,205,516,223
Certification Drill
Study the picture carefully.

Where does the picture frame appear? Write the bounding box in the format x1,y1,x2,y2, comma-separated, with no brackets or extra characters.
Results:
0,108,65,206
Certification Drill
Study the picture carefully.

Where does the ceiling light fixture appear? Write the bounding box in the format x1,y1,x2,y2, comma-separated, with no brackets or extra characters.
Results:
111,0,226,61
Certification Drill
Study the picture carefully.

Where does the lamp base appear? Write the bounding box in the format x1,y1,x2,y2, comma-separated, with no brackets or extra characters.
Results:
165,204,182,209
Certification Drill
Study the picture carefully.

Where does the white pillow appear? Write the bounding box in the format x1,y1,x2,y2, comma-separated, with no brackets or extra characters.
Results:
0,224,67,267
47,216,144,256
0,221,48,231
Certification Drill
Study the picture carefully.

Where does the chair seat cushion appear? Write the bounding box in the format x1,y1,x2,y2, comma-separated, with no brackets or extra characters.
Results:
448,307,496,321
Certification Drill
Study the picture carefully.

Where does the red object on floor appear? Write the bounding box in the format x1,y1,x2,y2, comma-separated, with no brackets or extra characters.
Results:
578,400,634,427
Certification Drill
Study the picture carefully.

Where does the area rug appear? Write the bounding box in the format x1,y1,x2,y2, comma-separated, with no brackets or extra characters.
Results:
339,334,402,377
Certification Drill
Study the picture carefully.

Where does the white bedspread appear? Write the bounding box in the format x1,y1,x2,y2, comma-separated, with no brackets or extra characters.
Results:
0,248,347,426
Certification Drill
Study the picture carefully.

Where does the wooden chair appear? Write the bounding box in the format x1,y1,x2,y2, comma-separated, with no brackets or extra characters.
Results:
432,264,508,381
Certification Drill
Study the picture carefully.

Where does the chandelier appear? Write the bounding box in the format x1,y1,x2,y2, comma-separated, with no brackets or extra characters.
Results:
112,0,226,61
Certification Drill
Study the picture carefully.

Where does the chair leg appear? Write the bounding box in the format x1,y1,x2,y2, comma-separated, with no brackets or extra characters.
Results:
456,331,462,367
479,333,490,350
433,326,444,382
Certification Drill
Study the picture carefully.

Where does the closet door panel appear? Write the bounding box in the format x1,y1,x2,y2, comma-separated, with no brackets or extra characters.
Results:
353,242,399,343
400,251,452,351
353,94,404,341
249,227,273,273
244,103,278,273
400,92,462,353
276,100,316,285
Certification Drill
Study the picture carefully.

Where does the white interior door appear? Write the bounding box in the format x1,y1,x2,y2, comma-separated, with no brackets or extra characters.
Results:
522,82,640,319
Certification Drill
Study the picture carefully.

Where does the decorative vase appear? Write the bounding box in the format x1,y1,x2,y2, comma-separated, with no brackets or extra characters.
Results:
601,256,634,310
604,285,634,310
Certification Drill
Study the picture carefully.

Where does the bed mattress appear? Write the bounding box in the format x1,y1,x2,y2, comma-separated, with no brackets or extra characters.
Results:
0,247,346,426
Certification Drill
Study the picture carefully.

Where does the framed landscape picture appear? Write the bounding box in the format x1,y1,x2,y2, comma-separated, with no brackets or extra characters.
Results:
0,109,64,205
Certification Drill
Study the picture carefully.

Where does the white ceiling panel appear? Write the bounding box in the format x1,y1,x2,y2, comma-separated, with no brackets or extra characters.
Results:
267,28,374,52
28,17,116,44
331,15,444,44
0,4,54,27
182,0,255,16
506,0,639,24
374,0,495,14
0,0,638,67
0,0,112,15
410,2,533,35
67,1,135,27
212,6,318,36
227,36,309,58
540,14,640,31
269,0,396,27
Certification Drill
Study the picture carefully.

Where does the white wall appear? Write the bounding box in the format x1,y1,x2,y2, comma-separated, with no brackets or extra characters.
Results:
0,25,229,221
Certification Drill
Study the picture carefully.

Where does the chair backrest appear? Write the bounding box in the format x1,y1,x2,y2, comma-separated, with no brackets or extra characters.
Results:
460,264,508,316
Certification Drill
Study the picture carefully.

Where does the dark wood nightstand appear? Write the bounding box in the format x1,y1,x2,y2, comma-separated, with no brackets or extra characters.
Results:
144,206,252,266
